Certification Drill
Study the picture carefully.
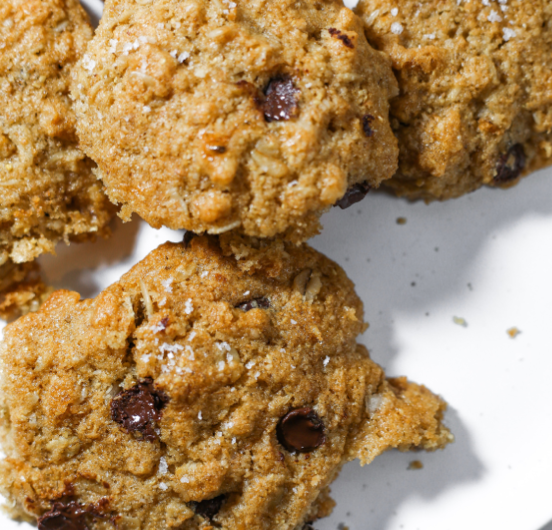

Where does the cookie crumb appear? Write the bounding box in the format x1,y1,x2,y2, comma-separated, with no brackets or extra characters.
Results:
396,217,407,225
507,327,521,339
408,460,423,470
453,316,468,327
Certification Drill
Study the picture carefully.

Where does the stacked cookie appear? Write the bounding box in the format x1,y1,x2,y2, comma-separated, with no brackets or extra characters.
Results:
0,0,548,528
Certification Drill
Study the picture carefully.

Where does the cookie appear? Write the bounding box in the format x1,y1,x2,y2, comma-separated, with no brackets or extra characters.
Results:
72,0,399,242
0,235,452,529
0,261,51,321
0,0,114,267
355,0,552,200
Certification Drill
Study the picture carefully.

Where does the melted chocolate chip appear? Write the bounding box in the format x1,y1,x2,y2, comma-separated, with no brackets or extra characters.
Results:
110,378,168,442
277,408,326,453
334,181,371,209
328,28,354,49
262,76,299,122
207,145,227,154
494,144,526,183
362,114,375,137
191,495,225,520
38,502,88,530
236,297,271,311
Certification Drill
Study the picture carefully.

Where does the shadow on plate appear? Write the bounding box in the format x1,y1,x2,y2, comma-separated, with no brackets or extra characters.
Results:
38,216,141,298
313,166,552,371
311,167,552,528
317,407,482,530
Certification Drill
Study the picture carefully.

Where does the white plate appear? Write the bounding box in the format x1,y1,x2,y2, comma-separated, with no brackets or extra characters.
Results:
2,1,552,528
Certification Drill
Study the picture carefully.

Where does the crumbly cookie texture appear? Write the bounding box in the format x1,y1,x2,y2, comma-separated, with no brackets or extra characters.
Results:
0,261,52,321
0,0,114,266
0,235,452,529
72,0,399,242
356,0,552,200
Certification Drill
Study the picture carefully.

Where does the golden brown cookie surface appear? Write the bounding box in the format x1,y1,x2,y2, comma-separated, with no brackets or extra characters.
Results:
0,0,114,265
0,236,452,529
72,0,399,241
356,0,552,200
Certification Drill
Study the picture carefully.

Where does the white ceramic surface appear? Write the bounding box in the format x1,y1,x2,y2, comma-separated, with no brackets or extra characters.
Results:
1,1,551,528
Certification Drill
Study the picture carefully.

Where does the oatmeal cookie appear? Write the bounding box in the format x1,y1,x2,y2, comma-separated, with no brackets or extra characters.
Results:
0,0,114,267
0,235,451,529
0,261,52,321
356,0,552,200
72,0,399,242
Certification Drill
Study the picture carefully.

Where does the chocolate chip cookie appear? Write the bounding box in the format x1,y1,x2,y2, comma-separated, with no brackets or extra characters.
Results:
0,234,452,529
356,0,552,200
72,0,399,242
0,0,114,267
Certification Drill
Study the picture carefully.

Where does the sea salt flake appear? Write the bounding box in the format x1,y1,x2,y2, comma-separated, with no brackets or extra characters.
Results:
391,7,398,16
180,476,190,483
143,105,151,113
151,321,166,333
159,482,168,491
82,54,96,73
323,356,330,367
159,342,184,355
488,10,502,22
245,361,255,369
390,22,403,35
158,457,168,474
503,27,516,41
198,411,202,420
290,319,297,325
178,52,190,63
185,299,193,314
161,277,174,293
218,361,225,371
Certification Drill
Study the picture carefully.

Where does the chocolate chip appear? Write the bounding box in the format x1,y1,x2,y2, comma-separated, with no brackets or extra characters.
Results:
110,378,168,442
191,495,225,520
277,408,326,453
494,144,526,183
236,297,271,311
362,114,375,137
328,28,354,49
38,502,88,530
262,76,299,122
207,145,227,154
334,181,371,209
